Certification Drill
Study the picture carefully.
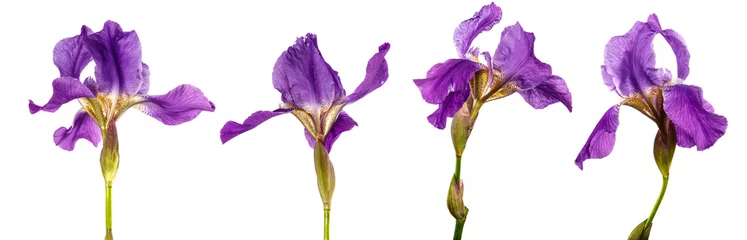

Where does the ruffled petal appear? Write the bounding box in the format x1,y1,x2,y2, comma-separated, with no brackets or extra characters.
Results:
342,43,390,104
453,2,502,57
413,59,480,104
426,90,471,129
53,110,101,151
29,77,95,114
575,105,620,170
493,23,552,90
517,75,572,111
133,84,215,125
272,33,345,110
53,26,94,78
85,20,145,95
304,111,358,152
220,109,291,144
663,85,727,150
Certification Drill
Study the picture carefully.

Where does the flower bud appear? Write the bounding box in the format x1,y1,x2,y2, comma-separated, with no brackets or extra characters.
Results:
314,140,336,209
447,174,468,221
100,122,120,186
653,120,677,177
628,219,652,240
451,103,472,157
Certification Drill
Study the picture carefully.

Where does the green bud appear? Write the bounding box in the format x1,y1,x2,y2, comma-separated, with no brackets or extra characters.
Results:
451,103,472,157
653,120,677,178
628,219,652,240
447,174,468,221
100,122,120,187
314,140,335,209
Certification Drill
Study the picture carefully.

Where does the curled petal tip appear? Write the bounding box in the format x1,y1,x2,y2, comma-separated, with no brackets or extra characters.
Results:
379,42,391,51
28,100,41,114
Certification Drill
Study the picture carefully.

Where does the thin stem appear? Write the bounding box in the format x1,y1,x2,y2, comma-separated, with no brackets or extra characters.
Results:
644,176,669,229
106,184,112,230
453,219,466,240
324,208,330,240
455,155,463,182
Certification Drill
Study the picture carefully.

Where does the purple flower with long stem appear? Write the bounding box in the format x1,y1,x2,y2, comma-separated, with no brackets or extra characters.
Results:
574,14,727,239
28,21,215,240
413,3,571,239
220,33,389,240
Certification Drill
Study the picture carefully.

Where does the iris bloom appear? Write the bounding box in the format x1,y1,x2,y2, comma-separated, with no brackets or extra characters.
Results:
29,21,215,239
413,2,571,239
574,14,727,239
220,33,389,240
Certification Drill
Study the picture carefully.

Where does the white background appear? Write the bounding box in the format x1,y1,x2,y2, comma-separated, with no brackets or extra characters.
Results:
1,0,744,239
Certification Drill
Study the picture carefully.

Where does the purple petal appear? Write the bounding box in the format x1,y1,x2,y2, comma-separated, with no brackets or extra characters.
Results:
137,63,150,95
53,110,101,151
29,77,95,114
493,23,552,90
83,77,98,95
644,14,691,80
304,111,358,152
342,43,390,104
53,26,94,79
575,105,620,170
602,17,667,96
426,90,471,129
85,20,145,95
663,85,727,151
414,59,480,104
220,109,291,144
518,75,572,112
134,84,215,125
272,33,345,110
453,2,502,57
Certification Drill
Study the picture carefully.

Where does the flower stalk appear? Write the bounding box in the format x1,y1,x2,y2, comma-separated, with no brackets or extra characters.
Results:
100,121,119,239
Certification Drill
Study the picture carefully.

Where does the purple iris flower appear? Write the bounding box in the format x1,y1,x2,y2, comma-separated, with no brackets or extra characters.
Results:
220,33,390,152
574,14,727,239
413,3,571,239
28,20,214,239
220,33,389,239
30,21,215,150
575,14,727,169
414,2,571,130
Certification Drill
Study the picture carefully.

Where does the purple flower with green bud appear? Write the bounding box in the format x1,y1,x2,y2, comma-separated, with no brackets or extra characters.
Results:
574,14,727,239
413,3,571,239
220,33,389,240
29,21,215,239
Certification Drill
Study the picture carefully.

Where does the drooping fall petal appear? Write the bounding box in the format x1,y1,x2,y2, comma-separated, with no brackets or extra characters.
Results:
575,105,620,170
29,77,95,114
134,84,215,125
53,110,102,151
304,111,358,152
663,85,727,150
220,109,291,144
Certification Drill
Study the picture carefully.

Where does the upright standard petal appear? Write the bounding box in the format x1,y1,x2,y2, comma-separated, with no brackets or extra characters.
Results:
220,109,291,144
85,20,144,95
602,18,666,96
304,111,358,152
453,2,502,57
517,75,572,111
29,77,96,114
53,26,94,78
133,84,215,125
414,59,480,104
644,14,690,80
493,23,552,90
575,105,620,170
342,43,390,104
663,85,727,151
427,90,471,129
53,110,102,151
272,33,345,110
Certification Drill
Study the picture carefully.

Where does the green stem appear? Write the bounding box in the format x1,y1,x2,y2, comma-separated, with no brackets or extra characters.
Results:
453,219,466,240
106,184,112,230
324,208,330,240
455,155,462,182
644,176,669,229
